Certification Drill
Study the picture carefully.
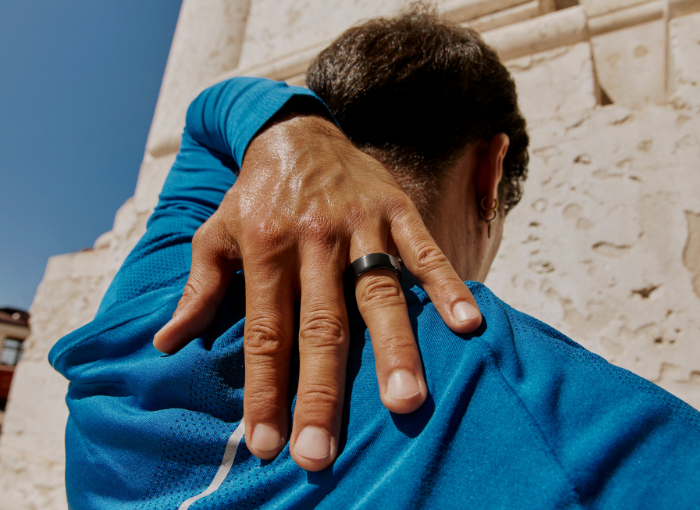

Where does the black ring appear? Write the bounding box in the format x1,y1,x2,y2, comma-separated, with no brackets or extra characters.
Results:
347,252,402,282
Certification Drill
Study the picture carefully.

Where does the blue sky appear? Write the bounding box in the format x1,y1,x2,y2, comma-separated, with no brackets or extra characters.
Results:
0,1,182,310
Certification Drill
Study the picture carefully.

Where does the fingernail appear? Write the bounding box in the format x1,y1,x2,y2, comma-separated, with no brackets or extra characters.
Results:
452,302,479,323
295,427,331,460
387,370,421,400
251,423,282,452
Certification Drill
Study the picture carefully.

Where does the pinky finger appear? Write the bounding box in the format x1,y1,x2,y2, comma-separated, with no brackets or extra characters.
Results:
390,206,482,334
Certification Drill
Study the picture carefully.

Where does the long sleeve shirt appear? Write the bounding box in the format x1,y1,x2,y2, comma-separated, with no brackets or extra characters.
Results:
50,77,700,510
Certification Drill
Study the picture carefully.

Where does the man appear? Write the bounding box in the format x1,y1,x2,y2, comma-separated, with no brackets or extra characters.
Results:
50,9,700,509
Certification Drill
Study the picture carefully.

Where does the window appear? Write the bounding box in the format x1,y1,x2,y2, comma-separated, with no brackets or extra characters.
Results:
1,338,23,366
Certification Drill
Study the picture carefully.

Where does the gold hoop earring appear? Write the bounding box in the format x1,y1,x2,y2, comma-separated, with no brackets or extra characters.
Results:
479,197,499,239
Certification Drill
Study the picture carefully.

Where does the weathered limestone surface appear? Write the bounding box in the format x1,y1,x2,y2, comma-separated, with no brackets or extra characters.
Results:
236,0,408,71
587,1,665,35
669,10,700,95
0,448,66,509
506,41,597,120
580,0,652,18
591,19,667,108
146,0,252,156
670,11,700,305
441,0,533,23
486,101,700,408
0,248,112,510
486,11,700,409
685,211,700,301
483,6,588,60
2,2,699,508
235,0,556,71
464,0,555,34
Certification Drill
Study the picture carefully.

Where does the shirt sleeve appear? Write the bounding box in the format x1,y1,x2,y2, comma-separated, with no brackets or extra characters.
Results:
95,77,331,316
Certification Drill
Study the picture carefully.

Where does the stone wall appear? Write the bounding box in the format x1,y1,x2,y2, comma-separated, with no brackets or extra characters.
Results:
486,6,700,410
1,0,698,507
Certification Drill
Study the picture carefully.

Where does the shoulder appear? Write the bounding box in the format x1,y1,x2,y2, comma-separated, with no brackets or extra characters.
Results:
407,277,700,432
401,277,700,507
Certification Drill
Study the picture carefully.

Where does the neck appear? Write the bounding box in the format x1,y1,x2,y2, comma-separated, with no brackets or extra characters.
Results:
423,148,503,283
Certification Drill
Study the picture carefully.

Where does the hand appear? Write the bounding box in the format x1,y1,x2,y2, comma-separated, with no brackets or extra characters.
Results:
153,109,482,471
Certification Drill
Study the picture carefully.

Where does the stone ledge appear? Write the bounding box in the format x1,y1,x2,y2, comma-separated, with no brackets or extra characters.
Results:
463,0,554,34
588,0,664,35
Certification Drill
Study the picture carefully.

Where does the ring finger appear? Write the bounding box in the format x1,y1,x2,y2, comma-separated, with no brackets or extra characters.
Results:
350,232,427,415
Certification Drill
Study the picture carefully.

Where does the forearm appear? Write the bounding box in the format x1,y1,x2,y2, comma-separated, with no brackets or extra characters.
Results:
184,77,333,168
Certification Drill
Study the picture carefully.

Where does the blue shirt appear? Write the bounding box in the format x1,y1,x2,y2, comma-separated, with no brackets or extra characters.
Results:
50,78,700,510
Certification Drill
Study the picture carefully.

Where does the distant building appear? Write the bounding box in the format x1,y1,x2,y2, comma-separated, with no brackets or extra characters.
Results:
0,307,30,404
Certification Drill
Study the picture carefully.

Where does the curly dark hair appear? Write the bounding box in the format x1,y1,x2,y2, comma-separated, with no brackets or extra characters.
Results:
306,6,529,215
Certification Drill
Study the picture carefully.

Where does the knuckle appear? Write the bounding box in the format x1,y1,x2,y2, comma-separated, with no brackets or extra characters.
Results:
413,244,449,275
378,335,417,355
244,317,286,357
298,211,337,245
223,185,240,202
192,218,237,258
298,311,346,348
191,222,211,250
220,188,243,219
180,278,216,308
181,280,202,301
244,386,284,417
296,382,342,411
385,190,415,215
246,215,286,248
244,383,279,403
357,274,403,306
345,201,369,223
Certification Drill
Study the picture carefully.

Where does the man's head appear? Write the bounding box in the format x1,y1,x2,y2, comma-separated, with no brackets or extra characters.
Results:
306,6,529,217
306,7,529,280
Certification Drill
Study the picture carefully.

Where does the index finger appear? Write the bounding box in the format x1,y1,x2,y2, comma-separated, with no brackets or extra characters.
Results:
153,219,241,353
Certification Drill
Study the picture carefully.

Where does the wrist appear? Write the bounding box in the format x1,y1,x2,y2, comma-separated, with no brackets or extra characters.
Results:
259,95,341,139
244,104,349,178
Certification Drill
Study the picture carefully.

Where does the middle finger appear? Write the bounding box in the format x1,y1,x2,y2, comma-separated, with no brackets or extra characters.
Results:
289,242,350,471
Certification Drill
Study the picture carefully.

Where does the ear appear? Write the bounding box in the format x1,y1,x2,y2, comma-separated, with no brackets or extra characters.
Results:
475,133,509,211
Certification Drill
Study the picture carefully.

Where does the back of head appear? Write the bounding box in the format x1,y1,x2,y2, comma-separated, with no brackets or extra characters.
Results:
307,6,529,216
